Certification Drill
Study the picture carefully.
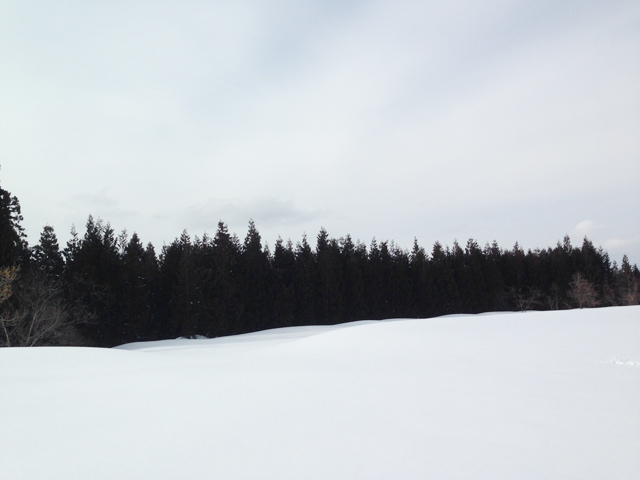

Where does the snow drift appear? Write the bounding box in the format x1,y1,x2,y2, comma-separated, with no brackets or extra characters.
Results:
1,306,639,479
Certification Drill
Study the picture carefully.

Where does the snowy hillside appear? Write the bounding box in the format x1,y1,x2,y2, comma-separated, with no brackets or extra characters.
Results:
1,307,639,479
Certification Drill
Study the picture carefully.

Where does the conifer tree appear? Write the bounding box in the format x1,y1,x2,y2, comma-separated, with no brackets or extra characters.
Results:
238,220,270,333
430,241,460,315
409,238,430,317
0,185,28,268
272,237,296,326
64,216,124,346
121,233,156,342
210,222,242,336
316,228,344,324
32,225,64,279
617,255,639,305
294,234,318,325
341,235,367,321
171,230,200,338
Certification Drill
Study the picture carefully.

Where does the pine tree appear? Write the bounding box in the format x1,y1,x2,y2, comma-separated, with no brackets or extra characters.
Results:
617,255,639,305
341,235,367,321
120,233,157,342
32,225,64,279
316,228,344,324
171,230,200,338
64,216,124,346
209,222,242,336
430,241,460,315
294,234,318,325
272,237,296,326
238,220,271,333
409,238,430,317
0,185,28,268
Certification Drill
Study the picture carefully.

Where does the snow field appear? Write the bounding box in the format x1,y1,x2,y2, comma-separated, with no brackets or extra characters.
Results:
1,306,638,479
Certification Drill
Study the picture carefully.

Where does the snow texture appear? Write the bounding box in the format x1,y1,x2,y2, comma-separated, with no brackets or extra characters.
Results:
1,306,639,479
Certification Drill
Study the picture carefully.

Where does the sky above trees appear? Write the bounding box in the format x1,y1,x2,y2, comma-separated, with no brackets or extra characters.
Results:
1,0,638,263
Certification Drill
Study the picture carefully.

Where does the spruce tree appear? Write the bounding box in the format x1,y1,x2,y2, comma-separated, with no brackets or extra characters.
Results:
272,237,296,326
341,235,367,321
121,233,156,342
64,216,124,346
210,222,242,336
316,228,343,324
238,220,270,333
0,185,28,268
32,225,64,279
294,234,318,325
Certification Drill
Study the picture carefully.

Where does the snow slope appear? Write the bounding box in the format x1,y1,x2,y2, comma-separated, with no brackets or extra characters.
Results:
1,307,639,479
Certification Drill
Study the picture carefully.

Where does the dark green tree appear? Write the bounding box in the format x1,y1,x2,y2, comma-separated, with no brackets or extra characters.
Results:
0,185,28,268
32,225,64,279
271,237,296,327
293,234,318,325
340,235,367,321
238,220,271,333
316,228,344,324
63,216,124,346
120,233,158,342
209,222,242,336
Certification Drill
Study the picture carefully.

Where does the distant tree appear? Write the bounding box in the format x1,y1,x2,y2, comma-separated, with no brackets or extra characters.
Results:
0,185,28,268
238,220,271,332
579,237,613,303
157,236,184,339
293,234,318,325
386,241,411,318
1,268,89,347
316,228,344,324
484,241,507,310
170,230,200,338
546,283,561,310
617,255,639,305
365,238,384,318
209,222,242,336
271,237,296,327
509,286,541,312
409,238,431,317
341,235,367,321
32,225,64,279
120,233,158,342
64,216,124,346
0,265,20,346
568,272,599,308
430,241,460,315
456,239,492,313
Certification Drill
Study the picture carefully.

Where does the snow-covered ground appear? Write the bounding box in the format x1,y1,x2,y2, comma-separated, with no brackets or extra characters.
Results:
1,307,639,479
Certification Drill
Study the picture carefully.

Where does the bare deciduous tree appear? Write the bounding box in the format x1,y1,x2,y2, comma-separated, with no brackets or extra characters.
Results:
1,270,91,347
0,265,20,346
568,273,599,309
618,276,639,306
546,283,561,310
510,286,541,312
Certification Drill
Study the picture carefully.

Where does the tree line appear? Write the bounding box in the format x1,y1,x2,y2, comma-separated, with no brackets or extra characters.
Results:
1,183,639,347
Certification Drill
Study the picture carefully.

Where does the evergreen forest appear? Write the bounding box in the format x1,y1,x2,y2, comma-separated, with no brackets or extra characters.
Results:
1,183,639,348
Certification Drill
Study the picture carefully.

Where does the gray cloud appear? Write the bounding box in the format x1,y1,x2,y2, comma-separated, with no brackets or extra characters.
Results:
59,190,139,233
184,197,328,232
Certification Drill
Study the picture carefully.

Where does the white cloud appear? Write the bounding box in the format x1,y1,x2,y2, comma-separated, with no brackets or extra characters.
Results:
603,237,638,250
572,220,606,238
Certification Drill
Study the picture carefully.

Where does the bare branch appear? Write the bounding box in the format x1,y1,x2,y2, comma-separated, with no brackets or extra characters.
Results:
568,273,599,309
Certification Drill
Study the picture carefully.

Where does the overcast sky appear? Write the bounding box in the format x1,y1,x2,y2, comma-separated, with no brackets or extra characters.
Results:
1,0,639,264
